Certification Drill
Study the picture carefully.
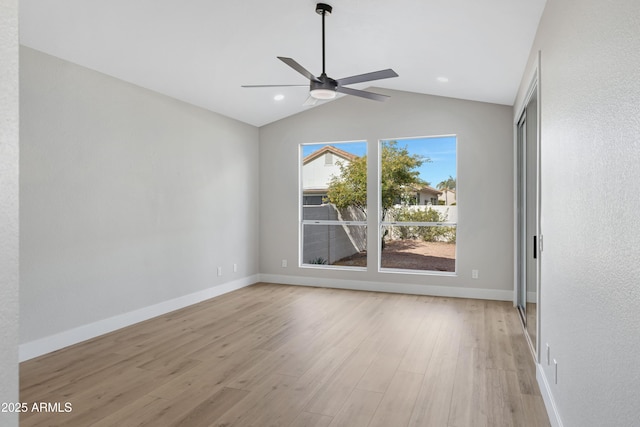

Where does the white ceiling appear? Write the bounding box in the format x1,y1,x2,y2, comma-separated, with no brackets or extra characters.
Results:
20,0,547,127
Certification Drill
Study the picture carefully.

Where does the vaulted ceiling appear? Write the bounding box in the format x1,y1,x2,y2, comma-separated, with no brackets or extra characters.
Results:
20,0,547,127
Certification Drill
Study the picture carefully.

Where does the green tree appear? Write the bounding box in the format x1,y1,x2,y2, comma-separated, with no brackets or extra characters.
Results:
380,141,429,220
324,155,367,216
437,175,456,205
326,141,428,250
326,141,428,221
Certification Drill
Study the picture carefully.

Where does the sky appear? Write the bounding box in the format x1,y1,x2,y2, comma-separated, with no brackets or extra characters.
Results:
302,136,457,187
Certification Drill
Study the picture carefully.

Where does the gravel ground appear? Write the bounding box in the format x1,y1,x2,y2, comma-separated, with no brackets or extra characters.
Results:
333,240,456,272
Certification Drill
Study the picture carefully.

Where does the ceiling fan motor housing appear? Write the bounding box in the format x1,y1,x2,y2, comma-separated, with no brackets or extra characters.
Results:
310,74,337,99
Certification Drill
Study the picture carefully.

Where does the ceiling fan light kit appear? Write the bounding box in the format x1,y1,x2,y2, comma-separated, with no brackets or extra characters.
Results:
309,77,338,99
242,3,398,104
310,88,337,100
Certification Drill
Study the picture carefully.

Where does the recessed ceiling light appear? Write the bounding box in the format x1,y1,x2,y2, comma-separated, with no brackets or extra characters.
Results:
437,77,449,83
274,94,285,101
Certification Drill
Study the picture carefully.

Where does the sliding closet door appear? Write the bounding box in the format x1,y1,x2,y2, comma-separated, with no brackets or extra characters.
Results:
516,88,539,359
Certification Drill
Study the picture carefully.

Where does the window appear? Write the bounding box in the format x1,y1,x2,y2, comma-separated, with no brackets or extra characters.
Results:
300,142,367,268
379,136,457,273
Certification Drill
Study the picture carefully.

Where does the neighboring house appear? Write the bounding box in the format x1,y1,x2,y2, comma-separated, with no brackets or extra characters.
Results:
302,145,357,205
438,189,457,205
416,185,443,205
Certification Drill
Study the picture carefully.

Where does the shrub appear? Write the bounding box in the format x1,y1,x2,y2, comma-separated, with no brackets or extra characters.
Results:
443,226,457,243
388,207,453,242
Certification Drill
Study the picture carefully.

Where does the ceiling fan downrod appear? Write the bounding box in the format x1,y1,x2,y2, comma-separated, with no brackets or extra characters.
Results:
316,3,332,76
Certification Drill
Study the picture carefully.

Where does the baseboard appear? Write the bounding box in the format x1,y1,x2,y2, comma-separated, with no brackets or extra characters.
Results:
537,363,563,427
19,275,259,362
259,274,514,301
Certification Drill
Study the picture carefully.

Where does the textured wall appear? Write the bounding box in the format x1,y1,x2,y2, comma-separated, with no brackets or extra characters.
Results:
260,90,514,295
515,0,640,425
0,0,20,424
20,48,259,344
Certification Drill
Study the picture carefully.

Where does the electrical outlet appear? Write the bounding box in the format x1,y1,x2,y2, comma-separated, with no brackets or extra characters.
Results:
233,263,238,273
472,269,479,279
217,267,222,276
281,259,288,268
553,359,558,384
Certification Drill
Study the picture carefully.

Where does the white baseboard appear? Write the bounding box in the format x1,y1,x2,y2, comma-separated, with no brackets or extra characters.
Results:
259,274,514,301
537,363,563,427
19,275,258,362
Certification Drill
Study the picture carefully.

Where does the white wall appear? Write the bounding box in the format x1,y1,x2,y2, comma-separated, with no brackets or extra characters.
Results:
260,89,514,299
19,47,260,356
0,0,20,424
302,150,351,190
514,0,640,425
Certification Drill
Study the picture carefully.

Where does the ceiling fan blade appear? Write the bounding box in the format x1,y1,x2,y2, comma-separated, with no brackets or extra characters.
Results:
336,69,399,86
303,96,319,106
278,57,321,83
336,86,390,102
241,84,308,88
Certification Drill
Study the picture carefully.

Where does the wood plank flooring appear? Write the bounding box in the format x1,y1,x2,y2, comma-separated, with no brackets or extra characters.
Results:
20,283,550,427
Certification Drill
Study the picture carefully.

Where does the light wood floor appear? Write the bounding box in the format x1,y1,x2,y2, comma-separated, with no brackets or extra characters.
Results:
20,283,550,427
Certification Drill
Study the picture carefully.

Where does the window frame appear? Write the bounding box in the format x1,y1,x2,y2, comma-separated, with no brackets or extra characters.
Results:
299,141,368,270
377,135,458,275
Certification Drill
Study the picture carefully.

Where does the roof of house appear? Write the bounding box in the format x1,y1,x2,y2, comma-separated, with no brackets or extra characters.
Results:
303,145,358,165
302,188,328,194
416,185,443,196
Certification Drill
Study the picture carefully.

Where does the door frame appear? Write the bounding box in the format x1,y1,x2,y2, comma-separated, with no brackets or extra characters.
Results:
513,52,541,362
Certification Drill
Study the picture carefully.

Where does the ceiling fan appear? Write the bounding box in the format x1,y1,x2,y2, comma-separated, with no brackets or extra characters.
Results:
242,3,399,106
